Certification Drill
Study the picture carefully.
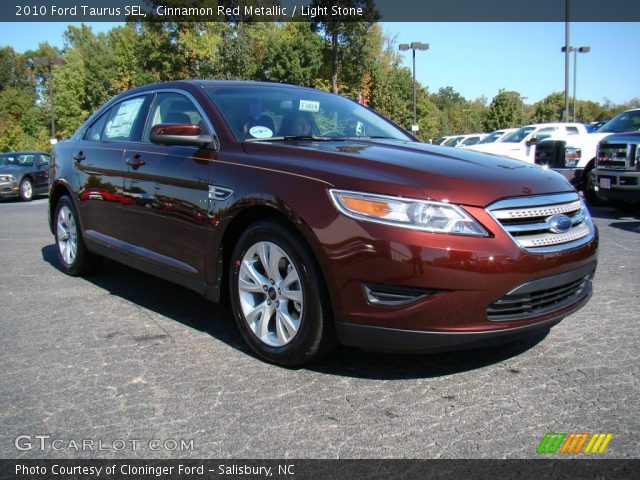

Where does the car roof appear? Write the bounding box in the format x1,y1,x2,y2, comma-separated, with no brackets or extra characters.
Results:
120,79,319,96
0,151,48,155
522,122,585,129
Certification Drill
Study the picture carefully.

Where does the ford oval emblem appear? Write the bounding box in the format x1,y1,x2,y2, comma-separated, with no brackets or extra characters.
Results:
548,214,573,234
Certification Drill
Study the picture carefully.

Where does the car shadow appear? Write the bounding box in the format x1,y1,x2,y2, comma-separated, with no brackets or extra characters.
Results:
589,205,640,234
42,244,548,380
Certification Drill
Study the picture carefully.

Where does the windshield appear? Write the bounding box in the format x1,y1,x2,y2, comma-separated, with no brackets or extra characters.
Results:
205,86,412,142
0,153,35,167
501,126,535,143
478,131,504,144
597,110,640,133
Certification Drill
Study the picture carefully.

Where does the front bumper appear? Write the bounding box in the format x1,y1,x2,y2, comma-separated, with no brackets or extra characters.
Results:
552,167,583,187
315,202,598,351
336,263,594,353
593,170,640,202
0,181,19,198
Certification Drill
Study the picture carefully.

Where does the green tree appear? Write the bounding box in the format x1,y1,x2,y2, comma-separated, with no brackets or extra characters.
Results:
311,0,379,94
483,90,522,131
261,23,323,86
532,92,565,123
52,49,89,139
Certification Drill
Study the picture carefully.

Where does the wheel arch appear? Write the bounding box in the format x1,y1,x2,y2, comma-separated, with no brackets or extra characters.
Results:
216,203,338,322
48,181,75,234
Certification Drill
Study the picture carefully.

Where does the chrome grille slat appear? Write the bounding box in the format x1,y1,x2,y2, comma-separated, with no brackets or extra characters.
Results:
492,200,583,220
486,193,595,253
517,222,591,248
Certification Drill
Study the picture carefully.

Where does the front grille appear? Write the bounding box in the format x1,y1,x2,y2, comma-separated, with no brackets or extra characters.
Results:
487,193,595,253
597,143,629,169
486,262,596,321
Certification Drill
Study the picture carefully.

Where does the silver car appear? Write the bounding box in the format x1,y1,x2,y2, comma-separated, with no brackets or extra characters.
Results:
0,151,50,201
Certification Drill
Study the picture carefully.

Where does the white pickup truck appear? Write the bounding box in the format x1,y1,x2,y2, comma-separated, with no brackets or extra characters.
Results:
534,108,640,204
463,122,588,163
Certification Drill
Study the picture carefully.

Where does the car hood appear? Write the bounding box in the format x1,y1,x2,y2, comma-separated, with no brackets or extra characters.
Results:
243,139,574,207
563,132,610,148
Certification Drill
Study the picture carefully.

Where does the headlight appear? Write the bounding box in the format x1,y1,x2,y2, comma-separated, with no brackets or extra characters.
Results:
329,189,488,236
564,147,581,168
0,174,15,182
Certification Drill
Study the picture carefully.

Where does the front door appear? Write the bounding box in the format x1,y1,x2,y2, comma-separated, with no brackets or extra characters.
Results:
120,91,215,283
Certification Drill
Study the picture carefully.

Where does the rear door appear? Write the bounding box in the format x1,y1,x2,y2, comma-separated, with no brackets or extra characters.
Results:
74,94,151,242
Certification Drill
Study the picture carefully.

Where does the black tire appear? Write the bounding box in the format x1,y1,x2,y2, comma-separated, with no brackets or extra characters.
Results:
53,195,102,276
583,166,608,207
229,219,336,366
19,177,33,201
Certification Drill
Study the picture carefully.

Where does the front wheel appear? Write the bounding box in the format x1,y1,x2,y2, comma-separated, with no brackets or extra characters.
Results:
229,219,336,366
19,178,33,201
54,195,102,276
583,166,608,207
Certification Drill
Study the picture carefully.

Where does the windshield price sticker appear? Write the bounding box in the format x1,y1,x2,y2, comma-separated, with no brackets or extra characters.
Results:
299,100,320,112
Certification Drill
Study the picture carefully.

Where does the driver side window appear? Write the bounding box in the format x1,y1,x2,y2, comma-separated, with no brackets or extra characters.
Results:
145,92,209,141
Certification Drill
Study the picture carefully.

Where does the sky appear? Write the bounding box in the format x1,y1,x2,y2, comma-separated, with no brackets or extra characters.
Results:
0,21,638,105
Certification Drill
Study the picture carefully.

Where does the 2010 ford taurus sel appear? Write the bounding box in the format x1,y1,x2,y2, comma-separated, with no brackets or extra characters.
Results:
49,80,598,366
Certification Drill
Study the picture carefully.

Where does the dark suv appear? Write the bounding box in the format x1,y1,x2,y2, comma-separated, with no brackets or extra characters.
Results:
49,80,598,365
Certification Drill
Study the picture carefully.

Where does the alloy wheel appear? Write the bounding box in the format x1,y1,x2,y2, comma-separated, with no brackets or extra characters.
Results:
56,205,78,266
237,241,304,347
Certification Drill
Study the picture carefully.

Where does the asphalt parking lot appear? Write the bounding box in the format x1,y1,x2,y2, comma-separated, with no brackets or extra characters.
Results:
0,197,638,459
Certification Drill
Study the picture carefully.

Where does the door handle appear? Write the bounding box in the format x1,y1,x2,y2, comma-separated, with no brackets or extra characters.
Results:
126,154,146,170
73,151,85,162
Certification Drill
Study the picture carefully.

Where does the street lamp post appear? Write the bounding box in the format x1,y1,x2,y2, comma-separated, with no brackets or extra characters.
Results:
33,56,65,144
563,0,571,122
399,42,429,133
521,96,528,125
573,46,590,121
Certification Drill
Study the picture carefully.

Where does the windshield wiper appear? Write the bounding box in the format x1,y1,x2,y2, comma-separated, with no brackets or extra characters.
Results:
343,135,405,141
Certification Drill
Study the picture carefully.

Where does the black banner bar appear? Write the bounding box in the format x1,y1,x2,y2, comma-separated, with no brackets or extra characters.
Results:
2,0,640,22
1,459,639,480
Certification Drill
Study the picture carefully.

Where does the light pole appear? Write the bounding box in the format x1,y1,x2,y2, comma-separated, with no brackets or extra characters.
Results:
33,56,65,144
563,0,571,122
573,46,590,121
399,41,429,133
521,96,528,125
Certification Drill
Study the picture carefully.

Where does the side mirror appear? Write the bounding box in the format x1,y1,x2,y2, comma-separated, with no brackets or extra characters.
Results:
150,124,217,149
526,136,540,147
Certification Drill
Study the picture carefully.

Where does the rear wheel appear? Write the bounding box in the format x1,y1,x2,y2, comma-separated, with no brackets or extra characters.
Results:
54,195,102,276
19,178,33,201
229,219,336,366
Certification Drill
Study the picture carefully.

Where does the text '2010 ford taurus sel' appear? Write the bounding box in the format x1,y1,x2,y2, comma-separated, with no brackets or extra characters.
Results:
49,80,598,366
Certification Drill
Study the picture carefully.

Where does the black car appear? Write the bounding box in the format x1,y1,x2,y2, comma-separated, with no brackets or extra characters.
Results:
0,151,50,201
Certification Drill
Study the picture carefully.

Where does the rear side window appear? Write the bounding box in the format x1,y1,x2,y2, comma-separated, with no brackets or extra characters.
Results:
566,126,579,134
103,96,149,142
535,127,557,141
85,110,110,141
